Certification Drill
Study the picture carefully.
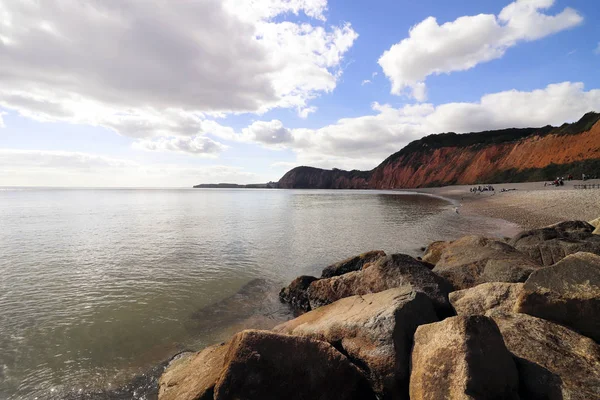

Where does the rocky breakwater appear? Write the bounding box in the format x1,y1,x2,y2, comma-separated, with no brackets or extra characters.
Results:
157,218,600,400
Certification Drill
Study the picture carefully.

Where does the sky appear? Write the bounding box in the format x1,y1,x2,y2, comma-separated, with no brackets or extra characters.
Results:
0,0,599,187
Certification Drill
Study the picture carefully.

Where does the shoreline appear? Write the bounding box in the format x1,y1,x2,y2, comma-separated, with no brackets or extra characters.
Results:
59,183,600,399
413,178,600,230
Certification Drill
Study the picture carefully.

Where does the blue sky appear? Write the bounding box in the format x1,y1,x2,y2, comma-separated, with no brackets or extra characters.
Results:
0,0,599,186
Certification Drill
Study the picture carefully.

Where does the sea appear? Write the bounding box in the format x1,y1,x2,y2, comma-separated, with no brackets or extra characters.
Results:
0,188,518,399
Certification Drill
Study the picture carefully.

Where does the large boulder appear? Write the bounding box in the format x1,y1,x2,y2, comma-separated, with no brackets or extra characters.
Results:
491,312,600,399
307,254,454,318
433,235,542,290
509,220,600,265
450,282,524,317
321,250,386,278
279,275,318,313
274,287,438,399
515,252,600,342
158,330,376,400
409,315,519,400
422,241,449,265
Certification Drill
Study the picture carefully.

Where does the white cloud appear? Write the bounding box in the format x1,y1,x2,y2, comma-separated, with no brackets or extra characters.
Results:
0,0,356,142
242,120,293,148
250,82,600,170
361,80,371,86
378,0,583,100
0,149,261,187
133,136,228,157
298,106,318,119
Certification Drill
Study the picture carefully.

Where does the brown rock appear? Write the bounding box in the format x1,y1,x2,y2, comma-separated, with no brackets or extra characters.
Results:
422,241,449,265
450,282,524,317
491,312,600,399
159,330,376,400
432,235,542,290
274,287,438,399
410,315,519,400
215,330,376,400
159,343,228,400
279,275,318,313
509,220,600,265
321,250,386,278
515,252,600,342
308,254,454,318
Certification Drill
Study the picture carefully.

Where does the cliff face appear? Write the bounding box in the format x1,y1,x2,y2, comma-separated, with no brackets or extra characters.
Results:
278,112,600,189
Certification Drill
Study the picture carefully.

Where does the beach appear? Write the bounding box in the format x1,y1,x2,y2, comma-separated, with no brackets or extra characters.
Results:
419,179,600,230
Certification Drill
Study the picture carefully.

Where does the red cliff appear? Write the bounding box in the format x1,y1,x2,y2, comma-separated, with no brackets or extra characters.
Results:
278,112,600,189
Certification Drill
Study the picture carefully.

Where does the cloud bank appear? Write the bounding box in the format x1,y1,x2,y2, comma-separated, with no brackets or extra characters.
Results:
0,0,356,142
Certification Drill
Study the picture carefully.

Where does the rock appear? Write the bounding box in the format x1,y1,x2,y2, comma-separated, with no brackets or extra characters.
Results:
274,287,438,399
307,254,454,318
159,343,229,400
422,241,449,265
491,312,600,399
432,235,542,290
409,315,519,400
515,252,600,342
595,225,600,235
159,330,376,400
509,220,600,265
450,282,523,317
590,217,600,228
279,275,318,313
321,250,386,278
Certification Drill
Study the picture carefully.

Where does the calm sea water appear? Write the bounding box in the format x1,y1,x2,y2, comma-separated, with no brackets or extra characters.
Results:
0,188,517,399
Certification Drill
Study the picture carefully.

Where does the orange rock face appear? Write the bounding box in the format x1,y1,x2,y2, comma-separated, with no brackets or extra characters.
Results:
278,114,600,189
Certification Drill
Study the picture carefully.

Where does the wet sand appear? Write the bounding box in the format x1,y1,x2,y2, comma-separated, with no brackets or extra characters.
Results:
416,179,600,230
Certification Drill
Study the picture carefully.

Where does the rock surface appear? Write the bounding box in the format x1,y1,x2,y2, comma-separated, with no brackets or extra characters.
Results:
450,282,523,317
308,253,454,318
422,241,449,265
509,220,600,265
274,287,438,399
515,251,600,341
410,315,519,400
279,275,318,313
590,217,600,229
159,330,376,400
321,250,386,278
491,312,600,399
432,235,541,290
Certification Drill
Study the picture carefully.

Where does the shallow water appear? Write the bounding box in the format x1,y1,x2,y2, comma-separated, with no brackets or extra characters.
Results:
0,188,517,399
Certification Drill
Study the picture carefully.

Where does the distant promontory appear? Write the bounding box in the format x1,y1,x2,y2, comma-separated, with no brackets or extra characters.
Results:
278,112,600,189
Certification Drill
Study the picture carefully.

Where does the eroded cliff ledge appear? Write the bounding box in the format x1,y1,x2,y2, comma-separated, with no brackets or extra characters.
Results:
278,112,600,189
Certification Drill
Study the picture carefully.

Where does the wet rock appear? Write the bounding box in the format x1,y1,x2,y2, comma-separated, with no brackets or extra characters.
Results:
409,315,519,400
515,252,600,342
159,330,376,400
450,282,523,317
279,275,318,313
491,312,600,399
509,220,600,265
432,235,542,290
422,241,449,265
274,287,438,399
321,250,386,278
308,254,454,318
